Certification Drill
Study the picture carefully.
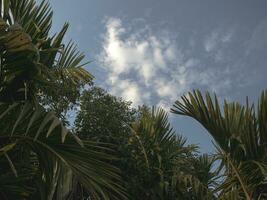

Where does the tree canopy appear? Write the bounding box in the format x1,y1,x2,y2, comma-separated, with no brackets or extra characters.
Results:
0,0,126,199
0,0,266,200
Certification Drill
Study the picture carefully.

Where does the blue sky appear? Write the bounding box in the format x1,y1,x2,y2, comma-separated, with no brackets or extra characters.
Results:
49,0,267,152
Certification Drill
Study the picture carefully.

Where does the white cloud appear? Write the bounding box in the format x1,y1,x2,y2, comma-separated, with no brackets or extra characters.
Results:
204,31,219,52
110,79,143,106
204,29,234,59
97,17,235,111
246,19,267,55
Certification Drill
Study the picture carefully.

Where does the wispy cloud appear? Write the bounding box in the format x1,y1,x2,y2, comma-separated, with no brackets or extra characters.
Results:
97,17,241,110
204,28,234,63
246,19,267,55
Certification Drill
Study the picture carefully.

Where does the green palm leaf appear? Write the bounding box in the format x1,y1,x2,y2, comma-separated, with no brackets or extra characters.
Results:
0,102,127,199
0,0,93,103
172,90,267,199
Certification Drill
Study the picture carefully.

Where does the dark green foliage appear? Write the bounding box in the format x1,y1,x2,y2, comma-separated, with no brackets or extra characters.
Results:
75,86,136,143
125,107,217,200
0,0,127,199
75,87,137,198
0,102,126,199
0,0,93,122
172,90,267,199
76,89,217,199
1,0,265,199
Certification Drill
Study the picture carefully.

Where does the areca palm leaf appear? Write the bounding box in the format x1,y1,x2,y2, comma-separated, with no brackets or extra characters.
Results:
218,189,242,200
129,107,212,199
38,23,93,84
0,102,127,199
171,90,267,199
55,41,93,85
38,30,93,118
132,107,191,168
170,154,218,199
8,0,52,42
172,173,216,199
0,18,42,101
258,91,267,146
0,0,93,103
0,0,126,199
191,154,219,189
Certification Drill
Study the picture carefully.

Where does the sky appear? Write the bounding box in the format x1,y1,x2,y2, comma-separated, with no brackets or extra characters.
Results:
49,0,267,152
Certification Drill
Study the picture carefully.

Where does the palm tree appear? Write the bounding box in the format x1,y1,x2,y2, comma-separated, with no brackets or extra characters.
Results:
126,106,216,199
171,90,267,199
0,0,126,199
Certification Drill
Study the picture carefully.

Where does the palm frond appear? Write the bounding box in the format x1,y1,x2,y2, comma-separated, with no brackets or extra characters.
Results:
54,41,94,85
171,90,267,199
0,102,127,199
